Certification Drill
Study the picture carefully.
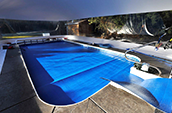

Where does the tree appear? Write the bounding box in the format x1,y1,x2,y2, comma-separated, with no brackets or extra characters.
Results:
88,15,126,37
158,10,172,34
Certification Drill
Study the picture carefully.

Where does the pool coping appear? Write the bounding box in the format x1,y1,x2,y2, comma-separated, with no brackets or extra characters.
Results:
18,40,143,107
0,49,7,74
20,51,111,107
66,40,141,63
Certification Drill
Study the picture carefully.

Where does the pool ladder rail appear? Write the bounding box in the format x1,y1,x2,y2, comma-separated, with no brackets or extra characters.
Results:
124,41,162,77
15,37,65,45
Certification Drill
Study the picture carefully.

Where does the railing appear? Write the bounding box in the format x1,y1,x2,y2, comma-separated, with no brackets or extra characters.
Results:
15,36,64,45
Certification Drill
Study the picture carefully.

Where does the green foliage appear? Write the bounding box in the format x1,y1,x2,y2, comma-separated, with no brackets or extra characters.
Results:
88,10,172,35
126,12,164,35
159,10,172,34
168,29,172,34
88,15,126,32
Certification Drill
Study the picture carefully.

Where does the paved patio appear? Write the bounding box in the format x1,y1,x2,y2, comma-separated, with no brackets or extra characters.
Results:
0,44,167,113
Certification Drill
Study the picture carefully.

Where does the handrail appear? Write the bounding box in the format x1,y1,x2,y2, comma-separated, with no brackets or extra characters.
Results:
15,36,64,45
125,41,162,77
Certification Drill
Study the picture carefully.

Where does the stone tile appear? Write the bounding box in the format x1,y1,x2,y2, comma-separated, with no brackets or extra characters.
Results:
0,46,54,113
155,108,166,113
0,47,35,111
0,96,54,113
54,101,87,113
84,100,104,113
54,99,104,113
0,69,35,111
91,85,155,113
1,47,25,75
54,85,156,113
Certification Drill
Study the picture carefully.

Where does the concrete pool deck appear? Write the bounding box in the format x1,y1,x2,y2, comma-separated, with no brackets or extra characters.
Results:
0,43,168,113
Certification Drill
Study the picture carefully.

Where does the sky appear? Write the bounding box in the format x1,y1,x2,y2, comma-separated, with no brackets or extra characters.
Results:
0,0,172,21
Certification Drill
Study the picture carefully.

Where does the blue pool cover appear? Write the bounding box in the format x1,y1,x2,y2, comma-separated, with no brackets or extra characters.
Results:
20,41,172,113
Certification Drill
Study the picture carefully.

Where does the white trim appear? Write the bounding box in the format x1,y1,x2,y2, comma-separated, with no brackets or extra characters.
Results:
0,49,7,74
18,40,141,106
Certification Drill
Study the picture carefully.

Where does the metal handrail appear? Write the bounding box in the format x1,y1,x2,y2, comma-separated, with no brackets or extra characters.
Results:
125,41,162,77
15,36,64,45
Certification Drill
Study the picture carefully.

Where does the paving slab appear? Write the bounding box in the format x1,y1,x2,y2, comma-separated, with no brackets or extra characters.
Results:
0,49,7,74
54,85,158,113
54,99,104,113
1,46,25,75
0,46,54,113
0,70,35,111
0,96,54,113
92,85,156,113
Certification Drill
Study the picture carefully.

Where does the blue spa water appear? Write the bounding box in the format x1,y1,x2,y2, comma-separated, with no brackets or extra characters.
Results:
20,41,172,112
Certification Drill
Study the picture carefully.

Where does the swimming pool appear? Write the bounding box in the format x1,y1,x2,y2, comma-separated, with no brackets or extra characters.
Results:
20,40,140,105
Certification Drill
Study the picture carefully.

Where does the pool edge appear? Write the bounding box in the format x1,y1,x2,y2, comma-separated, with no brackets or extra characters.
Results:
18,40,142,107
